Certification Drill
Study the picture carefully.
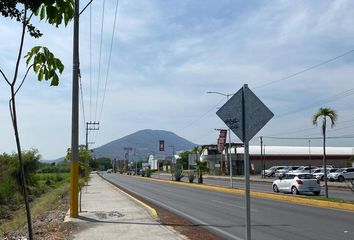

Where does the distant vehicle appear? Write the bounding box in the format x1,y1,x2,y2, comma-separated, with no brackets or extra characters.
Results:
272,173,321,195
106,169,113,173
264,166,287,177
318,165,335,169
289,166,317,174
328,168,354,182
313,168,338,181
275,166,301,177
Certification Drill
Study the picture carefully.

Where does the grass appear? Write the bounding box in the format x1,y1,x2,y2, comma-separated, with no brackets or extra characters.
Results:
301,195,354,205
0,183,69,237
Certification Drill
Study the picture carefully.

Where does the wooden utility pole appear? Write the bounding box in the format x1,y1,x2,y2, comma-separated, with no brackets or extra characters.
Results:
70,0,80,218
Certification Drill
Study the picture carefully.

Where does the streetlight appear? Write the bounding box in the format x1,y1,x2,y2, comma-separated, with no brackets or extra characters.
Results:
308,140,312,173
207,91,234,188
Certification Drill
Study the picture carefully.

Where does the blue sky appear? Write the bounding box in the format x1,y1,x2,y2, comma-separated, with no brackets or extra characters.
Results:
1,0,354,160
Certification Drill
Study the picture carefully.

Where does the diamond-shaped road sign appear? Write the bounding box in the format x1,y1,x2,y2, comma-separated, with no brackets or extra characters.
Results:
216,85,274,143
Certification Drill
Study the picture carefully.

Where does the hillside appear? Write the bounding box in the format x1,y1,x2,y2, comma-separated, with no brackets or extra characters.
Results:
92,129,197,160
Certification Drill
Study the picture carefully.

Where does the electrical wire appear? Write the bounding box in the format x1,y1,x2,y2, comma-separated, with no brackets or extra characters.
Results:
177,97,226,132
79,74,86,140
89,2,92,121
98,0,120,122
263,135,354,140
94,0,106,121
276,87,354,118
253,49,354,89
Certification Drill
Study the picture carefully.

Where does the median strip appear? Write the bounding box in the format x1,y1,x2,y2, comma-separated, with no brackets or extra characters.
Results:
126,175,354,212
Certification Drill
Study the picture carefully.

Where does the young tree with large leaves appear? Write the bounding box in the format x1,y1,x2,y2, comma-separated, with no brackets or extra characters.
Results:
312,107,338,198
0,1,74,239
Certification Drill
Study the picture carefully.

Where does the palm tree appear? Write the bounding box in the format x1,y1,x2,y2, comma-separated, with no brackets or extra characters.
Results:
312,107,337,198
192,146,207,184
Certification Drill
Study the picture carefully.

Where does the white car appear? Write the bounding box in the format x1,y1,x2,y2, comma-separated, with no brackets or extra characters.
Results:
313,168,338,181
275,166,301,177
272,173,321,195
263,166,287,177
328,168,354,182
289,166,317,174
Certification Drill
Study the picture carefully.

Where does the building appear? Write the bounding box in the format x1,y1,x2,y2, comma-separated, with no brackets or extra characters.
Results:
203,144,354,175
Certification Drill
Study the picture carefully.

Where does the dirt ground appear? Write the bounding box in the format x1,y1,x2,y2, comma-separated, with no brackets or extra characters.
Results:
3,181,221,240
2,195,78,240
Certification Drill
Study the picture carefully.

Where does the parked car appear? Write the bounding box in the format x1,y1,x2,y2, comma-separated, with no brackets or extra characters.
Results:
263,166,287,177
328,168,354,182
106,169,113,173
313,168,338,181
275,166,301,177
289,166,317,174
272,173,321,195
318,165,335,169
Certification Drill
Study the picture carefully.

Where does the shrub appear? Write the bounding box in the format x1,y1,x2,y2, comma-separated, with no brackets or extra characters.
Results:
188,172,195,183
146,168,151,177
174,169,183,181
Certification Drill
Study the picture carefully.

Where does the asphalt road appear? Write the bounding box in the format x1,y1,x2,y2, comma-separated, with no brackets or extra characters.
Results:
152,173,354,201
102,172,354,240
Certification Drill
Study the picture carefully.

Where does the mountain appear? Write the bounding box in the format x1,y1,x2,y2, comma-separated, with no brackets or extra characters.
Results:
92,129,197,160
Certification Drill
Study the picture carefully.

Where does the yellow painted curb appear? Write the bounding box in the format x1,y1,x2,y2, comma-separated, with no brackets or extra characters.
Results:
129,175,354,213
100,174,158,218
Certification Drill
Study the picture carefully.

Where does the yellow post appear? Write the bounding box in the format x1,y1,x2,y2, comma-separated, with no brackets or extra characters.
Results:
70,161,79,217
70,0,80,218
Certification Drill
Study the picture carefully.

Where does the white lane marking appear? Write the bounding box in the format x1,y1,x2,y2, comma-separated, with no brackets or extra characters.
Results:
212,199,259,212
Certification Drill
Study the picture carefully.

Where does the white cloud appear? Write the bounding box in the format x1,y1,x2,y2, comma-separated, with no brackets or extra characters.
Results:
1,0,354,159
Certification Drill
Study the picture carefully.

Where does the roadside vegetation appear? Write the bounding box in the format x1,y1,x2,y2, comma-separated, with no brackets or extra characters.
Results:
0,150,70,236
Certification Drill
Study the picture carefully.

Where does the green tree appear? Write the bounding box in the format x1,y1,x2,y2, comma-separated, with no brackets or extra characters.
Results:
177,151,189,170
312,107,337,198
0,150,41,218
0,1,74,238
89,157,112,171
192,146,207,184
65,145,92,179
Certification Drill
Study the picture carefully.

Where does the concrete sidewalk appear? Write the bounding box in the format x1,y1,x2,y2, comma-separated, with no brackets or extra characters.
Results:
65,174,186,240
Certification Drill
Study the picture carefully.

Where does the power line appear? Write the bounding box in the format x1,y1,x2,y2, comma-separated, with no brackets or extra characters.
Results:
184,49,354,133
263,135,354,140
276,87,354,118
177,97,225,132
79,74,86,140
89,1,92,121
98,0,120,122
94,0,106,121
253,49,354,89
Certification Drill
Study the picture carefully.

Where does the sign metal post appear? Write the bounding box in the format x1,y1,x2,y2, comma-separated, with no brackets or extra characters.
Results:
217,84,273,240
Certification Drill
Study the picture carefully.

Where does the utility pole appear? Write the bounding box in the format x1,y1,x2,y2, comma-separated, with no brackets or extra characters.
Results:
208,92,234,188
169,145,175,180
308,139,311,174
260,136,263,178
70,0,80,218
85,121,100,150
85,121,99,179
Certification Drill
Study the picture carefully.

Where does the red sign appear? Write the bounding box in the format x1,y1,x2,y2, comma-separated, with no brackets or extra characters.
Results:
217,129,227,152
159,140,165,152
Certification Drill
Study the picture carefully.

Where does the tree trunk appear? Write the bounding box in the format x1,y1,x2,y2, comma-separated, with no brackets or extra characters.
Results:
323,117,328,198
10,89,33,240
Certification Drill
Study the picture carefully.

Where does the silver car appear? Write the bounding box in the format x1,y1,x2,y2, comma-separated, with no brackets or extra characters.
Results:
272,173,321,195
328,168,354,182
313,168,338,181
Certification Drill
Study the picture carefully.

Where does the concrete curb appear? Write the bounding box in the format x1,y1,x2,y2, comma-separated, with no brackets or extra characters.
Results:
127,175,354,213
98,173,158,218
